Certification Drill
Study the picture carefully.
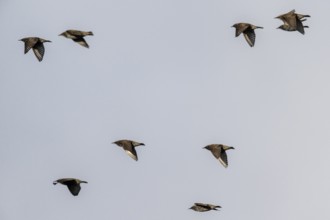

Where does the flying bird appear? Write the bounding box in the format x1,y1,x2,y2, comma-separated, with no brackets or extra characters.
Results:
59,30,93,48
204,144,234,168
275,9,310,34
19,37,51,62
189,203,221,212
53,178,88,196
232,23,263,47
113,139,145,161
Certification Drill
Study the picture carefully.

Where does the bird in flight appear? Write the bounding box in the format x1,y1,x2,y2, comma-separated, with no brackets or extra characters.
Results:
53,178,88,196
189,203,221,212
275,9,310,34
232,23,263,47
113,139,145,161
59,30,93,48
19,37,51,62
204,144,235,168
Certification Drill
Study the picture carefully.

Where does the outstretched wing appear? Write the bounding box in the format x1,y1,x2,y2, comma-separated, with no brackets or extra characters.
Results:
67,183,81,196
123,143,138,161
243,29,256,47
73,37,89,48
218,151,228,168
32,42,45,61
295,17,305,34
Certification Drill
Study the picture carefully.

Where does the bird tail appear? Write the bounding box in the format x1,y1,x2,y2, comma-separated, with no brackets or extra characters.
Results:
53,181,58,185
87,31,94,36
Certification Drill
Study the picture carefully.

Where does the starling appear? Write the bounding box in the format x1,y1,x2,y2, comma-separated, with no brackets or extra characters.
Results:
53,178,88,196
275,9,310,34
204,144,234,168
19,37,51,62
189,203,221,212
59,30,93,48
113,139,145,161
232,23,263,47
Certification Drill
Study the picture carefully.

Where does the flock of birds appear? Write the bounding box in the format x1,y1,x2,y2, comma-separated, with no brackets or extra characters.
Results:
20,8,310,215
19,9,310,63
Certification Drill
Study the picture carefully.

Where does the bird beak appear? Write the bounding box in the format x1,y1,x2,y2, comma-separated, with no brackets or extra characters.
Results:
141,143,145,146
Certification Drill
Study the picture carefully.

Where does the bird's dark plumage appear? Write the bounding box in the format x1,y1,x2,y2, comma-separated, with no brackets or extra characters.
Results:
204,144,234,168
59,30,93,48
19,37,51,61
189,203,221,212
275,9,310,34
113,140,145,161
53,178,88,196
232,23,263,47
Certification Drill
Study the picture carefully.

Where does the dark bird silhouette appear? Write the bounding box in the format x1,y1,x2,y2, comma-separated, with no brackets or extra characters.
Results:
232,23,263,47
19,37,51,62
204,144,234,168
189,203,221,212
53,178,88,196
59,30,93,48
275,9,310,34
113,140,145,161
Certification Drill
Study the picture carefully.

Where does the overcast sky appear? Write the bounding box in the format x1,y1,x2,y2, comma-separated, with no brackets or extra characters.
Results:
0,0,329,220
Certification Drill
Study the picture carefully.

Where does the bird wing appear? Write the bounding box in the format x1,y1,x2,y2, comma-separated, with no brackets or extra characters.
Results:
23,38,38,54
295,17,305,34
73,37,89,48
32,42,45,61
67,183,81,196
235,24,248,37
243,29,255,47
276,9,295,21
218,150,228,168
123,143,138,161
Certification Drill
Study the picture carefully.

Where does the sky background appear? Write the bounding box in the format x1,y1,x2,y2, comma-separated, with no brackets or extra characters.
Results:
0,0,329,220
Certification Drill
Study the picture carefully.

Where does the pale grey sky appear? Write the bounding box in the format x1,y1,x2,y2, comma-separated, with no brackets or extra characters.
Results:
0,0,329,220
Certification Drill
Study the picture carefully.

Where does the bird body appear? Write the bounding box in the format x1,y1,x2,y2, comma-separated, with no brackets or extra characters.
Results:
59,29,93,48
232,23,263,47
275,9,310,34
53,178,88,196
113,139,145,161
204,144,234,168
190,203,221,212
19,37,51,62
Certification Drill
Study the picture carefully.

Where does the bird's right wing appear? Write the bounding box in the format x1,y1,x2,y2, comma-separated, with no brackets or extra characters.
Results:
295,17,305,34
73,38,89,48
32,42,45,61
67,183,81,196
218,151,228,168
123,144,138,161
243,29,255,47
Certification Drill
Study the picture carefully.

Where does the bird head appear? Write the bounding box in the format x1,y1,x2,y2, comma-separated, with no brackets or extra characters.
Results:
203,146,211,150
